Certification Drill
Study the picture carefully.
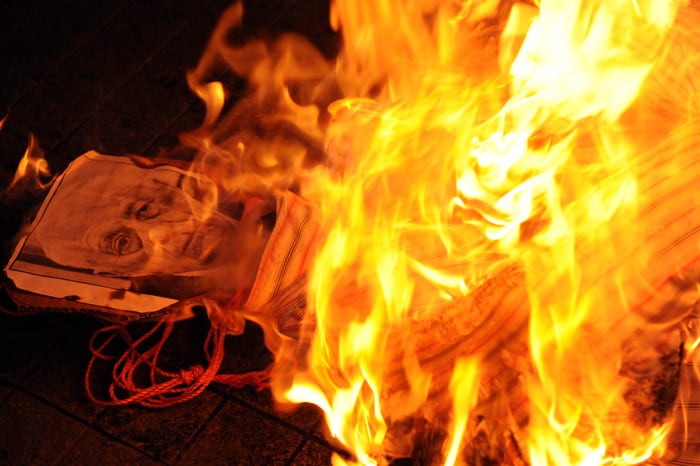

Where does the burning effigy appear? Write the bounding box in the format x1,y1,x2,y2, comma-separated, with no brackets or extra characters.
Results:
2,0,700,465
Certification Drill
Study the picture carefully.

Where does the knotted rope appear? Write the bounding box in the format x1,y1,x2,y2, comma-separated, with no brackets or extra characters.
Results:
85,306,271,408
84,196,277,408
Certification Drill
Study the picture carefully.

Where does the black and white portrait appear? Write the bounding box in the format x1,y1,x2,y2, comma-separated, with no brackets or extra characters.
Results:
6,152,272,311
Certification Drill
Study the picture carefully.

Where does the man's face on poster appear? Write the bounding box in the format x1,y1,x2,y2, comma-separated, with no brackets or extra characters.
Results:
32,160,239,277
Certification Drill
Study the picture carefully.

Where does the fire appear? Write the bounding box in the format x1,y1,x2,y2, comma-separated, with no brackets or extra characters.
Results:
5,132,54,198
184,0,700,464
444,357,481,466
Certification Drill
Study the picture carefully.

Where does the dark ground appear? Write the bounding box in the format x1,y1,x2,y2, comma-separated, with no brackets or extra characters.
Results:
0,0,340,464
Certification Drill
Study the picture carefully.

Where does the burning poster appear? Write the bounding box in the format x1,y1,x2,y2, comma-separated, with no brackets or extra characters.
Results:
4,151,279,315
2,0,700,464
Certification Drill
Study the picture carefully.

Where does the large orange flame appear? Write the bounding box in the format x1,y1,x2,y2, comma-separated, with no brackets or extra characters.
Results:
185,0,700,464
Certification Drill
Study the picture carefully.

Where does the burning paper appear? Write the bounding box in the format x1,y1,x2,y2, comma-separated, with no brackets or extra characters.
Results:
5,152,272,313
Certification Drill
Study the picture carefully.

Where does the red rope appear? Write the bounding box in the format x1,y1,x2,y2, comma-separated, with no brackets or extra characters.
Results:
85,307,271,408
84,198,277,408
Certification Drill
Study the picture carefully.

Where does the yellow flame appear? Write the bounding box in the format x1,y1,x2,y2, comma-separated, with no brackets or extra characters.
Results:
185,0,700,464
444,357,480,466
6,133,53,192
297,0,688,463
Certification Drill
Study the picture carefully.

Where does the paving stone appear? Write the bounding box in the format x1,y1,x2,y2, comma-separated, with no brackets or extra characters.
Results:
258,0,338,58
168,99,208,135
0,67,39,116
0,0,128,79
313,416,350,460
77,312,321,442
0,0,51,16
0,142,71,238
177,399,304,465
141,95,212,159
0,390,88,466
153,0,231,70
101,0,208,56
95,389,224,462
42,0,208,104
77,317,190,408
238,0,300,37
0,5,31,45
154,82,246,139
0,209,23,272
0,1,344,465
107,62,197,131
58,428,162,466
56,106,160,158
0,130,30,189
144,132,194,160
0,381,12,406
145,314,315,434
220,321,275,373
147,318,273,384
20,318,106,423
152,311,218,372
0,312,76,385
46,36,148,103
1,84,96,152
0,138,71,190
290,438,335,465
231,385,322,433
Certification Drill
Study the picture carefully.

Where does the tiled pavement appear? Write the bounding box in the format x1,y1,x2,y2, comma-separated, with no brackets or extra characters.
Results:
0,0,339,464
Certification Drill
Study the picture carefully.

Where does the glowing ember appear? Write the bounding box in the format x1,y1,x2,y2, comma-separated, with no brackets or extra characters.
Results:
181,0,700,464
